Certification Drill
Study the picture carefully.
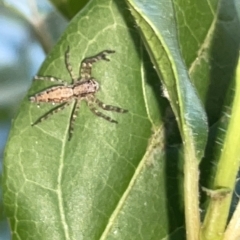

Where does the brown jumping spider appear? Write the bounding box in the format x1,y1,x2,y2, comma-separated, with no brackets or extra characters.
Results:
30,46,128,140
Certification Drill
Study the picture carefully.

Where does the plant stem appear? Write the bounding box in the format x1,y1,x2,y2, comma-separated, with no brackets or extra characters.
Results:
200,56,240,240
184,136,200,240
223,198,240,240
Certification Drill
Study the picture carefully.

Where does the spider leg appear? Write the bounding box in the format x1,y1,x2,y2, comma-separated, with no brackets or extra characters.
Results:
31,102,70,126
80,50,115,80
86,96,117,123
68,100,81,140
34,75,67,85
89,105,118,123
65,46,77,83
95,98,128,113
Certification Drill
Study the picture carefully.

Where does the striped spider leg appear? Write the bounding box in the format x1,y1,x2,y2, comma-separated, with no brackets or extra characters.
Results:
80,49,115,80
30,46,128,140
85,95,128,124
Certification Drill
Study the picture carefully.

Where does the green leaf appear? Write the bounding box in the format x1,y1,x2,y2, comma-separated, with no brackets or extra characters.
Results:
3,0,185,239
173,0,219,121
125,0,208,239
176,0,240,125
126,0,208,161
6,0,240,239
49,0,90,19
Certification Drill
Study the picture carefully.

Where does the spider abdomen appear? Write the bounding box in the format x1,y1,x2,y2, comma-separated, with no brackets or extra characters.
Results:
30,86,74,103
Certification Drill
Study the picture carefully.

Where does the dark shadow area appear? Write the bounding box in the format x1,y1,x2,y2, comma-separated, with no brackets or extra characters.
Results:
205,0,240,125
165,144,185,238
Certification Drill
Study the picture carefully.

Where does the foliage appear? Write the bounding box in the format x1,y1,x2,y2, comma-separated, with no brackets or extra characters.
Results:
3,0,240,239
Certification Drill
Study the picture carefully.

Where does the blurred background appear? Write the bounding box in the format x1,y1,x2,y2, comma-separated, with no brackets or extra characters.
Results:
0,0,68,238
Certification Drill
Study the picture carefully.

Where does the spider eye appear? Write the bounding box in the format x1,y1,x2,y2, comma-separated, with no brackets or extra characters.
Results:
93,81,99,90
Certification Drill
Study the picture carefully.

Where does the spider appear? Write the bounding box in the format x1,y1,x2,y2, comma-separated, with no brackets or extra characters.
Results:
29,46,128,140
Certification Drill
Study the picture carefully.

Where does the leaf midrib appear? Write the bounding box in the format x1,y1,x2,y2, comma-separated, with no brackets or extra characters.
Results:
57,103,75,240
